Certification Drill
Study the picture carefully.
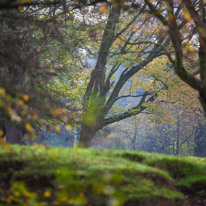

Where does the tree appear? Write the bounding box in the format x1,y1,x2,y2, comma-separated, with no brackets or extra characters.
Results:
137,60,204,155
105,56,205,155
145,0,206,114
78,0,190,147
0,0,89,143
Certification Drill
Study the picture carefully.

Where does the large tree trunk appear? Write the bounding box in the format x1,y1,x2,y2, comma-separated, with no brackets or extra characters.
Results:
5,122,24,144
78,125,98,148
79,1,123,148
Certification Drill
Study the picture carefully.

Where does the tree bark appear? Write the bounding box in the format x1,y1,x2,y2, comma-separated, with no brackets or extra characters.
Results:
78,125,98,148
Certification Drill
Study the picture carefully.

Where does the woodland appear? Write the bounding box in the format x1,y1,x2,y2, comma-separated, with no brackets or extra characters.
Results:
0,0,206,205
1,0,206,154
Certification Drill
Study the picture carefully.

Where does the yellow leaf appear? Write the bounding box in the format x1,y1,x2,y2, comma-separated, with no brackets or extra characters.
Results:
183,9,193,23
188,46,196,52
55,126,61,132
18,99,24,105
25,123,32,132
53,108,62,115
65,124,72,131
0,87,6,96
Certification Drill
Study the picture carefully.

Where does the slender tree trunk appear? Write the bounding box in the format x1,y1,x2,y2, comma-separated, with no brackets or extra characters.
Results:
73,125,77,148
132,119,138,150
172,142,175,154
5,122,24,144
175,115,180,155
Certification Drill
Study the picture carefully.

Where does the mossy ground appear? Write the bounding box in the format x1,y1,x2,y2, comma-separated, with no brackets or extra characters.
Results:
0,144,205,206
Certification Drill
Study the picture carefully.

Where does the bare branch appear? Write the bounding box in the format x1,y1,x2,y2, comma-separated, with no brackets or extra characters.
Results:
115,93,153,102
103,92,156,125
115,3,147,40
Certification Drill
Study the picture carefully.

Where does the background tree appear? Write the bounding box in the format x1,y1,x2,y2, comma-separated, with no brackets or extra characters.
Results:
0,0,92,143
92,55,206,156
145,0,206,114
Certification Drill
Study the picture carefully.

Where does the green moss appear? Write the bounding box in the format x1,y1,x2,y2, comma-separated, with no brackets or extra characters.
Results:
117,150,206,199
0,145,205,206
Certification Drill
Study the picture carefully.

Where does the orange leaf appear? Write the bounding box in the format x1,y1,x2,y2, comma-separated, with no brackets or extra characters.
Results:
23,95,29,102
18,5,24,11
99,6,108,13
44,191,51,198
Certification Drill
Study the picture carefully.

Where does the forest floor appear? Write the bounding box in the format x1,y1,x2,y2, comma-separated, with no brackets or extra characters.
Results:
0,144,206,206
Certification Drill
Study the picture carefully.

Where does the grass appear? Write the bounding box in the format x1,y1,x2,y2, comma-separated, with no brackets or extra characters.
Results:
0,144,205,206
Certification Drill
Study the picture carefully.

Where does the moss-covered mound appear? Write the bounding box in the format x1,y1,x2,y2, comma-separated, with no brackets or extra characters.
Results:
0,145,206,206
